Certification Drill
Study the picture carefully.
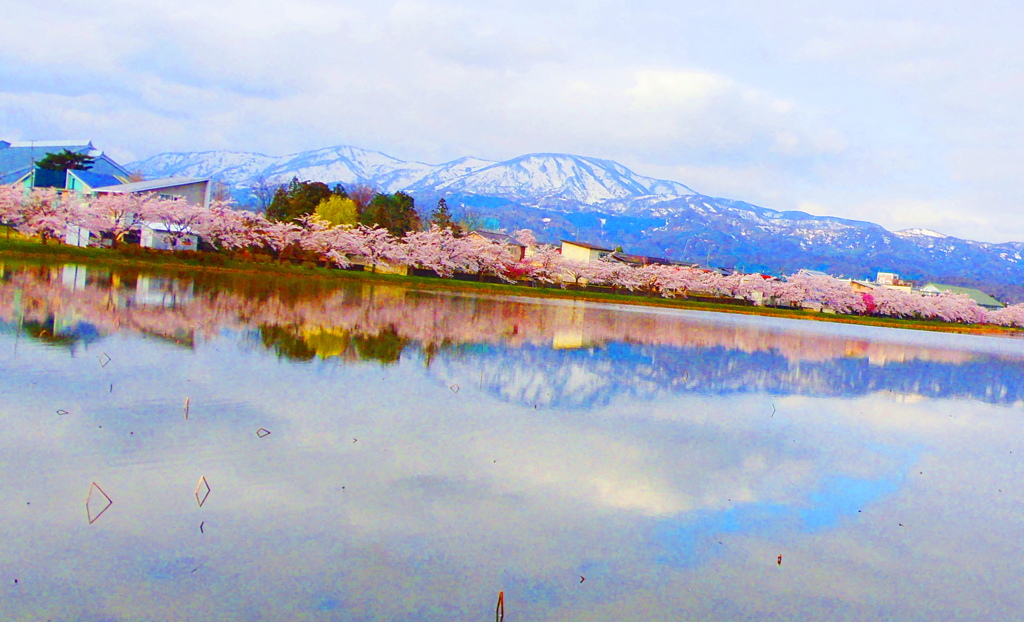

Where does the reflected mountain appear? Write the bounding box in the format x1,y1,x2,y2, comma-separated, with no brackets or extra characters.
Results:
2,261,1023,406
426,340,1024,408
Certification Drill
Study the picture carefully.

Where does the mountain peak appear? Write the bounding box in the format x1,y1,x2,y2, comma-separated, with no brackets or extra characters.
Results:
895,228,950,239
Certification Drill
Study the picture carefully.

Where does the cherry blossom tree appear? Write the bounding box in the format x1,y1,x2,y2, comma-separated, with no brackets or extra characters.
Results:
523,245,565,284
16,188,73,243
464,234,518,281
75,192,158,247
194,201,263,251
254,216,302,258
0,184,25,230
922,291,987,324
989,303,1024,327
404,226,477,277
588,259,644,291
146,197,207,249
352,225,406,272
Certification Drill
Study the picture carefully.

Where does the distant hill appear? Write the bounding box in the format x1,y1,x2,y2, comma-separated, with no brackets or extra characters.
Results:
130,145,1024,303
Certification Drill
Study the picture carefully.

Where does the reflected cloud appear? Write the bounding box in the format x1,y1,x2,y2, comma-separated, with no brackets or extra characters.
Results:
4,260,1024,619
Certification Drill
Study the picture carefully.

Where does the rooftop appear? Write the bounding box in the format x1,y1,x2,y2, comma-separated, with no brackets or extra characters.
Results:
561,240,614,252
469,230,524,246
92,177,209,193
0,139,128,181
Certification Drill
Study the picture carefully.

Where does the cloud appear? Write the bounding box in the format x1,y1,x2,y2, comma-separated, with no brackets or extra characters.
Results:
5,0,1024,242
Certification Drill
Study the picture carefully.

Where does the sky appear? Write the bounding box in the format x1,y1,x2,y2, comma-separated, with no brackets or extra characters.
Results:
2,0,1023,243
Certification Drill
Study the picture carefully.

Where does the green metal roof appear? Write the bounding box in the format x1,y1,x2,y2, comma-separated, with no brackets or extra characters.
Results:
922,283,1004,309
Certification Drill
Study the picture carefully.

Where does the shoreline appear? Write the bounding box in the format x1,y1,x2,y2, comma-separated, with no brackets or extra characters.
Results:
2,237,1019,339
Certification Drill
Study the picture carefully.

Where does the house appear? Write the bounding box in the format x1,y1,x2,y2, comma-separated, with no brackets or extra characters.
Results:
0,139,211,207
468,230,526,261
92,176,212,208
850,280,877,294
140,223,198,251
875,272,913,291
560,240,614,263
919,283,1004,310
607,251,677,267
0,140,130,187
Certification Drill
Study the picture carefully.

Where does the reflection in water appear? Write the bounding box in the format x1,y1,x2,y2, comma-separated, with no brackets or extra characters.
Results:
3,262,1024,620
3,262,1023,406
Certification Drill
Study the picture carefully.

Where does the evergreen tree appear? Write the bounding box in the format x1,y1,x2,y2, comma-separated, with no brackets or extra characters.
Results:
428,198,462,235
361,191,421,236
36,149,94,171
266,177,334,221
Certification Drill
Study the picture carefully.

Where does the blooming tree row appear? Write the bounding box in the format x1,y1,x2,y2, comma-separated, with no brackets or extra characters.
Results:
3,185,1023,327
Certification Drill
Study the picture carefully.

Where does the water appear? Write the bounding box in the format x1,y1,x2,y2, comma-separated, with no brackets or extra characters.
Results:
3,261,1024,620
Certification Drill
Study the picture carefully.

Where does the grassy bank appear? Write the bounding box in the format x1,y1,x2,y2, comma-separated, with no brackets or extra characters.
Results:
2,236,1020,338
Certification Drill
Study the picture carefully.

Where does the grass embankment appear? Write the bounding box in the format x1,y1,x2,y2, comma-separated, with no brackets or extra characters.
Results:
1,233,1019,338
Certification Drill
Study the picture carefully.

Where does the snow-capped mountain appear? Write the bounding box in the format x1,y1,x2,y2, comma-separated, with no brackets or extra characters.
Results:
130,144,1024,302
130,146,693,206
421,153,695,206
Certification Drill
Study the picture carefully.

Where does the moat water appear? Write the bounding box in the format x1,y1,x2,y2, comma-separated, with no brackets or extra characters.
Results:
2,261,1024,621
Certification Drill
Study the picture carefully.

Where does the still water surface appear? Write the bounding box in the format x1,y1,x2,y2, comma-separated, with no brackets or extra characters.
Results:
3,262,1024,620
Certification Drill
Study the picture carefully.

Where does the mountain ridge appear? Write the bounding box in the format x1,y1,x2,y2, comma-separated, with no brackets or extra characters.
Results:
129,144,1024,303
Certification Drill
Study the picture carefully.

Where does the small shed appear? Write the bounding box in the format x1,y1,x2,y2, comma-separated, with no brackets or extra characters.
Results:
140,223,198,251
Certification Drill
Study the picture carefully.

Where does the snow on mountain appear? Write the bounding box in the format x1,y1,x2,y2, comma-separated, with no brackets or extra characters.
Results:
895,228,949,239
404,156,497,191
129,147,693,206
129,150,280,183
432,153,695,206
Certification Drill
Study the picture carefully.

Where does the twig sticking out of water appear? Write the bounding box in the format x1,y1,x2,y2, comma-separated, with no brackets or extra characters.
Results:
195,476,211,507
86,482,113,524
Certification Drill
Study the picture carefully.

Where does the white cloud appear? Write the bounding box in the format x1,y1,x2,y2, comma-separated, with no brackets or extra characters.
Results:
5,0,1024,242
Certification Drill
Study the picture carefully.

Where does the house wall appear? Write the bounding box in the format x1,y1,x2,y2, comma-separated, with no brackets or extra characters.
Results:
65,225,90,247
561,242,609,263
153,180,210,207
66,172,88,193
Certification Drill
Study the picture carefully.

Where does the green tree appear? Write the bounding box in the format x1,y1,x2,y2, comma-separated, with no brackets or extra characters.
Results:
265,177,334,222
36,149,94,171
361,191,422,236
428,198,461,235
315,195,358,227
458,208,485,234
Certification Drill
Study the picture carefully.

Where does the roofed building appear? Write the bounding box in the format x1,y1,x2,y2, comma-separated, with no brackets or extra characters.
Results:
1,139,211,207
93,177,212,208
0,140,129,187
560,240,613,263
919,283,1004,310
468,230,526,261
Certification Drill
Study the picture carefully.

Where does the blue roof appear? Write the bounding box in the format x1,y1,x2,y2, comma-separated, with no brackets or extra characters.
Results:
70,170,125,189
0,167,30,184
0,140,129,185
